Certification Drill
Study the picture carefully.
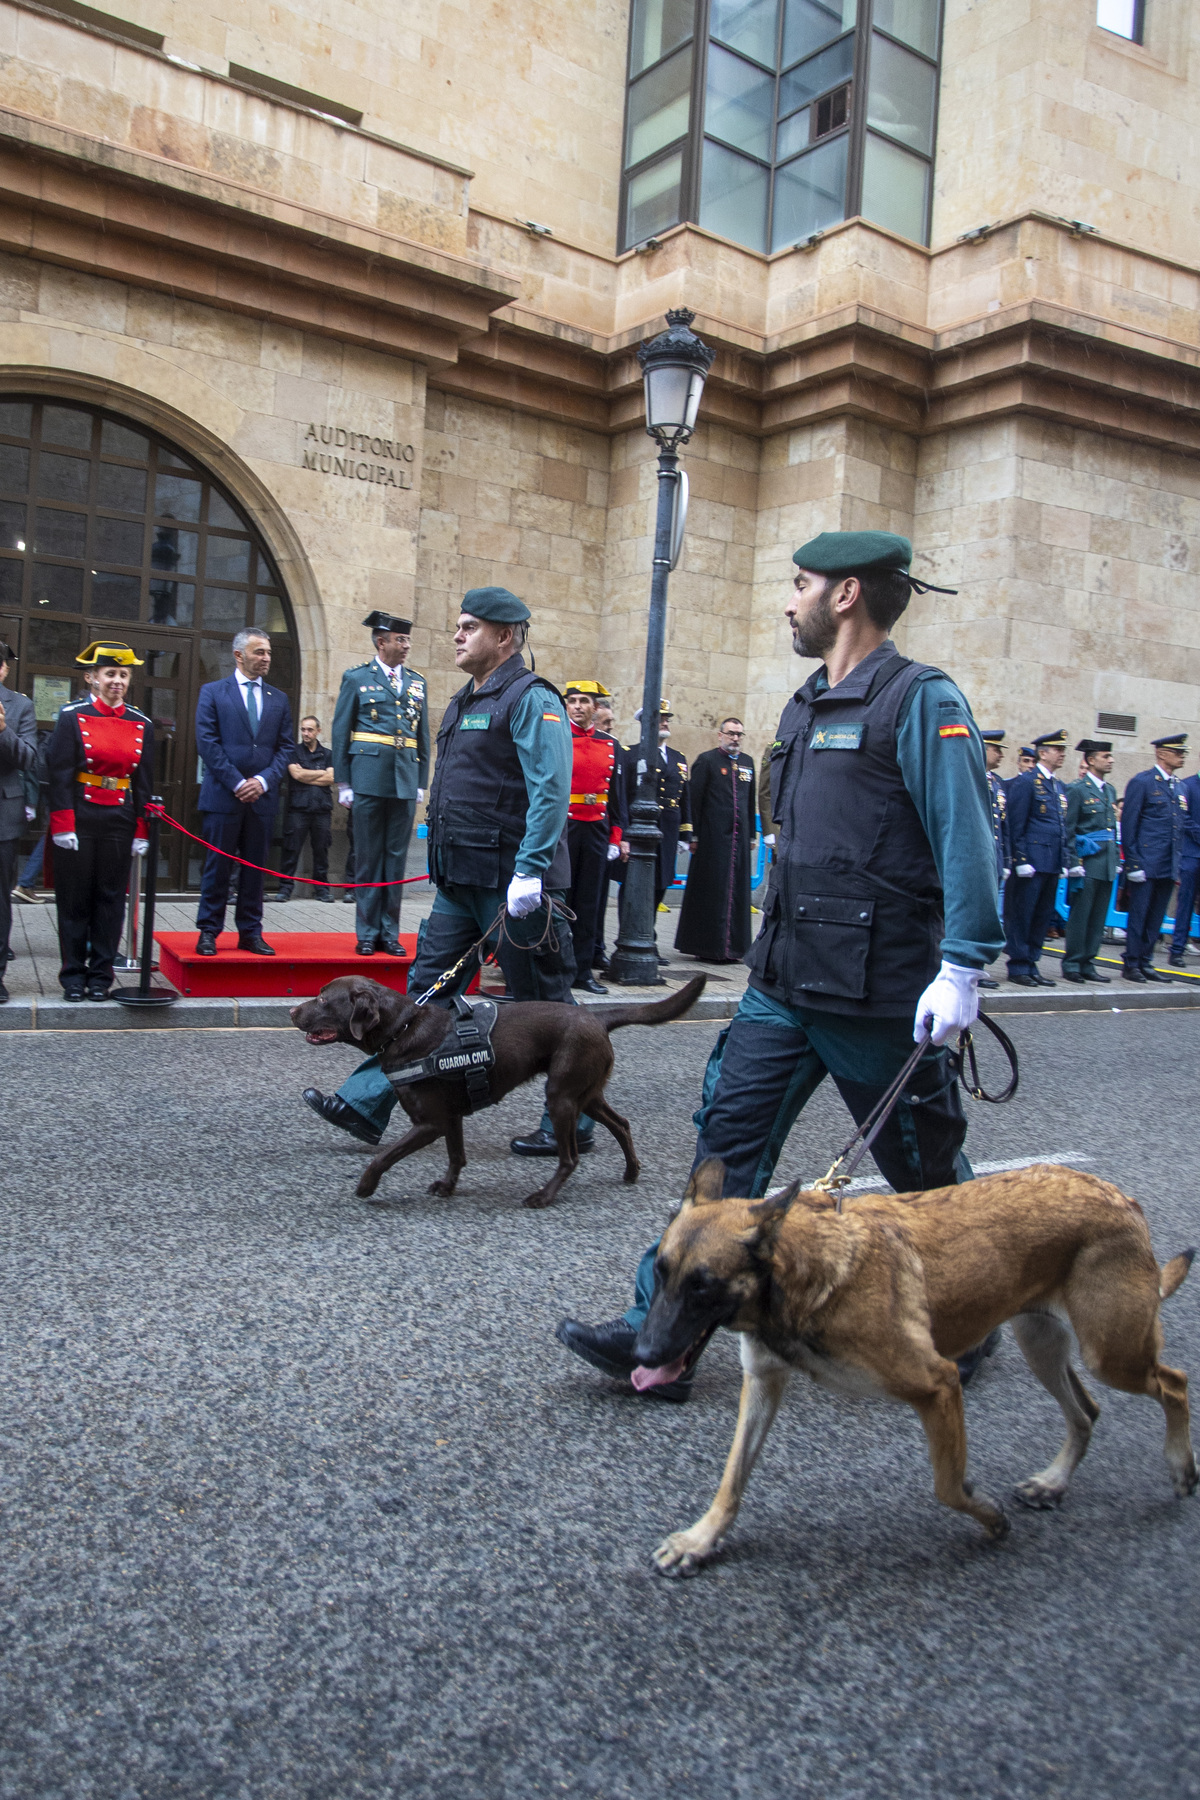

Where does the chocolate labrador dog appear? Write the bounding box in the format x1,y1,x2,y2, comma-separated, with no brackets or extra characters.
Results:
291,973,706,1208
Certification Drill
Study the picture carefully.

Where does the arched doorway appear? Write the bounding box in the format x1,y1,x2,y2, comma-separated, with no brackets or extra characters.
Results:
0,396,301,890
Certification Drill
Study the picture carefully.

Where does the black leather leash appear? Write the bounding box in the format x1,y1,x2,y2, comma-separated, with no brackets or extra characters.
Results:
811,1010,1020,1212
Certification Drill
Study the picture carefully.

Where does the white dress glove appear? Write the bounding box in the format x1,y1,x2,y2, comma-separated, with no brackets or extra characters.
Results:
131,837,150,857
24,805,36,822
417,788,425,803
338,786,354,808
1067,864,1085,877
606,842,621,861
52,832,79,852
1126,868,1147,883
914,960,980,1047
1015,863,1035,878
764,833,776,845
506,872,543,918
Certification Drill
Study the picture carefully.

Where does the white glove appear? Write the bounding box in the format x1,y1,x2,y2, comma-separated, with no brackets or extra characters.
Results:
606,842,621,861
914,960,980,1047
1015,863,1035,878
1068,864,1085,877
1002,867,1011,879
24,805,35,822
338,786,354,808
764,833,776,845
52,832,79,852
506,872,543,918
1126,868,1147,883
417,788,425,803
131,837,149,857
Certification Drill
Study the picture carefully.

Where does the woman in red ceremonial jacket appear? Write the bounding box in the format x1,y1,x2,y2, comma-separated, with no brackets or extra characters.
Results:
563,680,623,994
47,642,154,1000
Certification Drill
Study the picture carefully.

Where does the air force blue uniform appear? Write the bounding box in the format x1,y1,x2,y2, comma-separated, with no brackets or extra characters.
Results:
1004,764,1067,978
1122,763,1187,974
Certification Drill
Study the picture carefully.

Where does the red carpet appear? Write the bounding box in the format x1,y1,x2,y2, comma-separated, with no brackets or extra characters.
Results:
154,932,481,999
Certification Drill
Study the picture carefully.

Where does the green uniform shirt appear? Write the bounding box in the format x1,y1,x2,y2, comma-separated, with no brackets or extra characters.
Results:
331,657,431,799
509,685,572,879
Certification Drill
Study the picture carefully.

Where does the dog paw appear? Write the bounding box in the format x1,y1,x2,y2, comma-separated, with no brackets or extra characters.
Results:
521,1190,555,1210
1171,1457,1198,1498
652,1531,723,1577
428,1179,455,1197
984,1505,1011,1542
1013,1478,1065,1511
622,1163,641,1186
355,1177,380,1198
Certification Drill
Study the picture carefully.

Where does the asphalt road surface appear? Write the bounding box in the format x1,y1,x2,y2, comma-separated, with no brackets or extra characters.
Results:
2,1007,1198,1799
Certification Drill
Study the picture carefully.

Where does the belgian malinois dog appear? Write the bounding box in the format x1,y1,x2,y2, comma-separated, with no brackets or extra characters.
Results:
633,1158,1195,1575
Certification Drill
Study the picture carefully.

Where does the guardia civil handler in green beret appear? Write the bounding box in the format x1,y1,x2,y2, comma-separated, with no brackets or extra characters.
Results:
304,585,581,1147
558,531,1005,1399
331,610,430,955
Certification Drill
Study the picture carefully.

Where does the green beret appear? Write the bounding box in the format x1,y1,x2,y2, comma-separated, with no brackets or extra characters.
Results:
792,531,913,574
460,586,531,624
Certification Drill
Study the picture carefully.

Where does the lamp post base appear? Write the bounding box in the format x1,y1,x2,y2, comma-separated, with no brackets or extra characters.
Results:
112,986,179,1007
608,950,666,986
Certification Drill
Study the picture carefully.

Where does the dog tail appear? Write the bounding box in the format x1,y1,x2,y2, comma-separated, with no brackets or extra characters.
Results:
594,973,707,1033
1160,1248,1195,1300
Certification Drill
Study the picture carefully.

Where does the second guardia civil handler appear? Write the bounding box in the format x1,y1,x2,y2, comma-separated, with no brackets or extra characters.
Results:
304,585,577,1146
558,531,1004,1400
331,611,430,955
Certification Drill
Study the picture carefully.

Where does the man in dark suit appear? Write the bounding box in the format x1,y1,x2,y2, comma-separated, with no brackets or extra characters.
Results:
620,699,690,963
1121,731,1188,983
194,627,295,955
1003,727,1069,987
0,639,38,1003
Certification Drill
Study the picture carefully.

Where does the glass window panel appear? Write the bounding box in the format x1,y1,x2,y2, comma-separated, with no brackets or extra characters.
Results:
705,43,775,157
874,0,938,57
34,507,86,557
867,33,936,152
205,536,251,582
779,34,854,111
31,563,83,611
90,571,141,621
255,592,288,633
626,46,692,166
861,131,930,240
96,463,147,513
156,447,197,472
629,0,694,76
710,0,779,66
99,420,149,460
37,452,90,502
202,587,248,632
0,445,30,493
0,401,32,438
771,134,848,247
207,491,242,529
0,560,21,606
146,650,180,677
155,473,202,522
0,500,24,551
269,638,296,695
150,579,195,627
28,618,81,662
41,406,93,451
783,0,855,67
149,687,178,723
625,150,684,244
775,106,810,158
1097,0,1141,40
200,636,235,684
151,526,199,578
93,516,144,565
699,139,769,251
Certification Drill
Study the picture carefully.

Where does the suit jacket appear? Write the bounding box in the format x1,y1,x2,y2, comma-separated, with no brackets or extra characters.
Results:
1006,766,1068,873
1064,775,1118,881
196,675,295,817
331,659,430,799
0,684,38,841
1180,772,1200,863
1122,765,1185,881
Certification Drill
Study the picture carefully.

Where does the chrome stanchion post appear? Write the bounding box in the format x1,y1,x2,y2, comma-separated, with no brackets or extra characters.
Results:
114,797,178,1007
113,841,147,972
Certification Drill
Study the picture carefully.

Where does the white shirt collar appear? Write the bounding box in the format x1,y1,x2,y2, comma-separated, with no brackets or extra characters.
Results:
235,669,260,690
1087,771,1105,791
1156,762,1175,780
376,656,401,682
1037,762,1055,779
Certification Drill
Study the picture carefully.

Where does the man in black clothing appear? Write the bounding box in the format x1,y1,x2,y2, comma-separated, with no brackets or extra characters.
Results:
675,716,757,962
278,715,335,901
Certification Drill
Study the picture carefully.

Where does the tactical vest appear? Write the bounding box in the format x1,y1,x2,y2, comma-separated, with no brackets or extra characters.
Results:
426,653,571,892
747,642,944,1018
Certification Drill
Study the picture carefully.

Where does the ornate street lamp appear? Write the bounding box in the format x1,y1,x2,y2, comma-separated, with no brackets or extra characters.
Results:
609,308,714,986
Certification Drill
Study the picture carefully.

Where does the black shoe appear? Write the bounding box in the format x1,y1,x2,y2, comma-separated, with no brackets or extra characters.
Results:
356,941,377,956
594,956,610,975
1169,958,1186,970
301,1088,382,1146
1122,966,1146,983
977,975,999,989
1031,971,1057,987
62,987,85,1002
380,941,407,958
0,979,8,1004
555,1317,693,1401
238,935,275,956
275,889,292,903
196,932,218,956
342,890,356,903
316,891,336,903
86,984,111,1002
510,1127,595,1157
1142,966,1175,983
957,1326,1002,1389
1062,972,1085,984
1081,970,1111,983
572,974,609,995
1007,972,1037,987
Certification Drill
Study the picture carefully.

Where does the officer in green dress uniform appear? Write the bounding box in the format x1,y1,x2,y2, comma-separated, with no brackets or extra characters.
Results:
1062,739,1117,984
331,611,430,956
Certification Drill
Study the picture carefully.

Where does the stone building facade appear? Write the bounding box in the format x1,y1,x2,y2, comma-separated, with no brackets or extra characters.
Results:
1,0,1197,879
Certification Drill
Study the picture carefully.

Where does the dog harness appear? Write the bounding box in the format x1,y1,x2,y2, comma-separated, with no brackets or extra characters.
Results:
385,995,498,1112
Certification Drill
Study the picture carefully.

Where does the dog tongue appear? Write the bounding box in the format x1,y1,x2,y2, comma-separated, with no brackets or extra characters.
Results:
631,1355,688,1391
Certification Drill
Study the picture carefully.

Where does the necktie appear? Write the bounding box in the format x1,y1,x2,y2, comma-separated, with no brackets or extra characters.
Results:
245,681,259,734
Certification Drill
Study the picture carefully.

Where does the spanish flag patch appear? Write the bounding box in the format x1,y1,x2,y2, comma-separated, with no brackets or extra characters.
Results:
543,711,562,723
939,723,970,739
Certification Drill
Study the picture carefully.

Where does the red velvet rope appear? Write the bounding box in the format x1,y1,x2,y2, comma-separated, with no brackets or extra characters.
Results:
143,802,429,890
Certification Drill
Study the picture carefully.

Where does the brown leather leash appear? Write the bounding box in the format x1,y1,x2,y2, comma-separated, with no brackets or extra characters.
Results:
810,1010,1020,1211
412,896,577,1007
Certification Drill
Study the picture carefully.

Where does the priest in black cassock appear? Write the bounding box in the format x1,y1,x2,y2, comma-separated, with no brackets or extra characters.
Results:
675,717,758,962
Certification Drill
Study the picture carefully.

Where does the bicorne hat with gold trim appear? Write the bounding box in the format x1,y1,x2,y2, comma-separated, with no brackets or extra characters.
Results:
76,641,144,667
564,680,611,698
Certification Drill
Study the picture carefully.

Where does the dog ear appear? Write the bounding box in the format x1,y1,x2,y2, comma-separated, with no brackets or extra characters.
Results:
743,1178,803,1240
348,986,381,1042
681,1157,726,1208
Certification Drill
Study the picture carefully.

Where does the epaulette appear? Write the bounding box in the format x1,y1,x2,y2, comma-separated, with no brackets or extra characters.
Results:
125,705,152,724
